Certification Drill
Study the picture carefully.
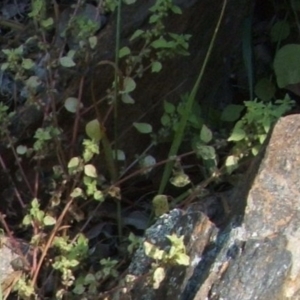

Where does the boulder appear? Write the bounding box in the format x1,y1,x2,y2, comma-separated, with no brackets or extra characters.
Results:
109,114,300,300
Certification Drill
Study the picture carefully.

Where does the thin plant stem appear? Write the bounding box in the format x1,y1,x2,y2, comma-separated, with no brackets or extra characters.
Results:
158,0,228,194
115,0,122,241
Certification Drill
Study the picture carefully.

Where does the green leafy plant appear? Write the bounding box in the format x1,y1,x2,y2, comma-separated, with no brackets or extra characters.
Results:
225,96,294,173
144,233,190,289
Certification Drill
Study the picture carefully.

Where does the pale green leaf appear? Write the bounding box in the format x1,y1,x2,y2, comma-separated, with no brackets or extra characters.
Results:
43,215,56,226
225,155,239,174
71,187,83,198
16,145,28,155
22,215,32,226
41,17,54,29
68,157,81,169
151,61,162,73
121,93,135,104
133,122,152,134
84,164,97,178
112,149,126,161
153,267,165,289
119,46,131,58
174,252,190,266
228,128,246,141
89,36,98,49
144,241,164,260
123,77,136,93
170,172,190,187
196,145,216,160
200,124,212,143
64,97,82,113
152,195,169,217
59,56,76,67
85,119,103,141
22,58,34,70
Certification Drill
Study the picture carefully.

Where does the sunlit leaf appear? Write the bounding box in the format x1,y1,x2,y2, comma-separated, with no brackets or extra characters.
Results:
152,195,169,217
43,215,56,226
84,164,97,178
153,267,165,289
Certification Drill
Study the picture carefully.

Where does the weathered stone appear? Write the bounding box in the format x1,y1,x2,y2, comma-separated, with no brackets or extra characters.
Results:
111,114,300,300
191,114,300,300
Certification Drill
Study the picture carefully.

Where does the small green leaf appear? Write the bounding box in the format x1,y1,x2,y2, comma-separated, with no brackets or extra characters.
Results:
164,101,175,114
274,44,300,88
26,76,41,89
121,93,135,104
153,267,165,289
130,29,144,41
196,145,216,160
22,215,32,226
119,46,131,58
59,56,76,67
84,164,97,178
71,187,83,198
174,252,190,266
251,145,260,156
64,97,82,113
112,149,126,161
1,63,8,71
133,122,152,134
225,155,239,174
16,145,28,155
149,14,160,24
161,114,171,126
122,77,136,93
171,5,182,14
43,215,56,226
85,119,103,141
254,78,276,101
22,58,34,70
200,124,212,143
89,36,98,49
41,17,54,29
68,157,81,169
93,190,104,201
151,61,162,73
270,20,290,43
144,241,164,260
151,38,172,49
123,0,136,4
152,195,169,217
228,128,246,142
170,172,190,187
221,105,244,122
140,155,156,174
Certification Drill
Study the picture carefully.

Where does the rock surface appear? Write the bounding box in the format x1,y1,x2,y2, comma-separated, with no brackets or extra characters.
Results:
109,114,300,300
